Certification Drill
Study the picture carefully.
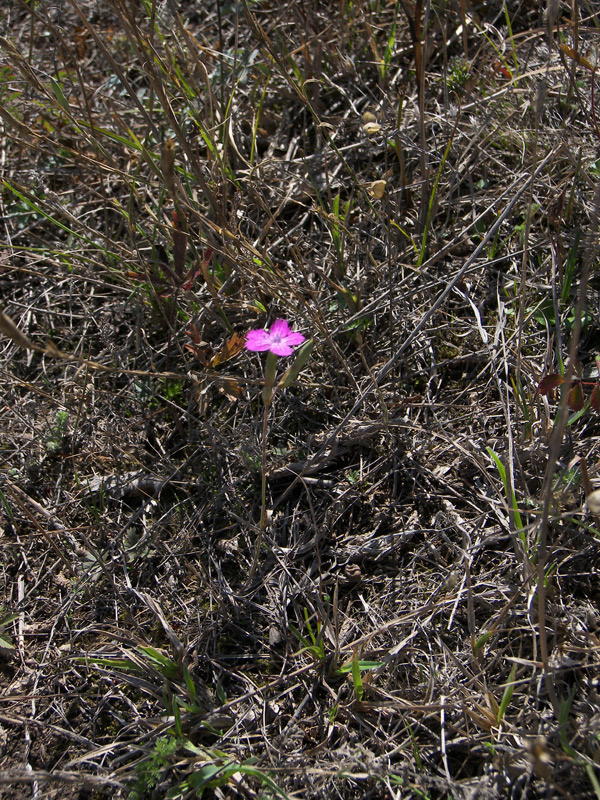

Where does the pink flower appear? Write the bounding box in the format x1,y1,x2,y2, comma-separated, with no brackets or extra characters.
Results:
245,319,305,357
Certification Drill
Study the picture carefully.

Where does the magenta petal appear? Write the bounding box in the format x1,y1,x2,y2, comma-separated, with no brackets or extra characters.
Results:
245,329,272,351
270,342,294,356
246,318,306,356
269,319,292,337
284,331,306,347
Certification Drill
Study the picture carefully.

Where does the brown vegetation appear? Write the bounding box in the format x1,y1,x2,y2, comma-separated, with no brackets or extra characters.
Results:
1,1,600,798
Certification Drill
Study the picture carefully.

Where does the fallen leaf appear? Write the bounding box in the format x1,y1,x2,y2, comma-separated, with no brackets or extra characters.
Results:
368,179,387,199
362,122,381,135
211,333,245,367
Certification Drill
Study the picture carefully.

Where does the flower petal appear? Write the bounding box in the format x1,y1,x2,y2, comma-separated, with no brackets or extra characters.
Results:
269,342,294,356
269,319,292,337
282,330,305,347
245,329,272,351
246,319,306,356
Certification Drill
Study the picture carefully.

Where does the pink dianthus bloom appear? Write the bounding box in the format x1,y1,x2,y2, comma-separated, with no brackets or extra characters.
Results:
245,319,305,357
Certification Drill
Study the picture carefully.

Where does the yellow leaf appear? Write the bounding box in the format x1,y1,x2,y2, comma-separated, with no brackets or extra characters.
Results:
368,180,387,199
362,122,381,135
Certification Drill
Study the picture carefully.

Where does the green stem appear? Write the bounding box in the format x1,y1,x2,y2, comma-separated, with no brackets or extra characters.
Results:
248,390,275,585
260,397,270,532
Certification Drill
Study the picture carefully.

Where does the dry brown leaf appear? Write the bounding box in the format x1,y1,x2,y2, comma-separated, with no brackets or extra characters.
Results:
0,306,34,350
210,333,245,367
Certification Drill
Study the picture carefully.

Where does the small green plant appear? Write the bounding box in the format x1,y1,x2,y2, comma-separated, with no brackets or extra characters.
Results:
538,358,600,415
129,737,291,800
486,446,527,549
45,409,69,455
0,607,18,652
347,469,361,485
129,735,177,800
289,607,325,662
175,741,291,799
511,375,533,439
336,656,384,682
244,321,313,581
557,691,600,799
329,192,353,278
447,57,471,95
532,296,593,332
78,644,220,739
417,114,457,267
406,720,424,772
380,12,398,84
290,607,383,682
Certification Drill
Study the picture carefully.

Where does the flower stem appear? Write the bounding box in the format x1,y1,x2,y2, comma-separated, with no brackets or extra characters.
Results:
260,396,270,530
247,391,274,585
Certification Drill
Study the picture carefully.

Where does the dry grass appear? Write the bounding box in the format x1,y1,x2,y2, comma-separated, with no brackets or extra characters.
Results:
1,1,600,798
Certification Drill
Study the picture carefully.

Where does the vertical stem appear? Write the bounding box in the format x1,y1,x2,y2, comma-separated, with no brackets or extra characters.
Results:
247,392,274,585
400,0,429,236
516,81,543,396
536,182,600,714
260,397,270,531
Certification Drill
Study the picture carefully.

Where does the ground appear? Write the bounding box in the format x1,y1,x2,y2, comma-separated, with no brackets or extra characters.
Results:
1,1,600,798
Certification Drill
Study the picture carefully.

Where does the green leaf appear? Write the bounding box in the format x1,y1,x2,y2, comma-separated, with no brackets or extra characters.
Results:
50,77,70,113
497,663,517,722
3,180,92,243
336,659,384,675
486,447,525,541
351,653,364,702
72,656,137,670
0,613,19,631
278,339,314,389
